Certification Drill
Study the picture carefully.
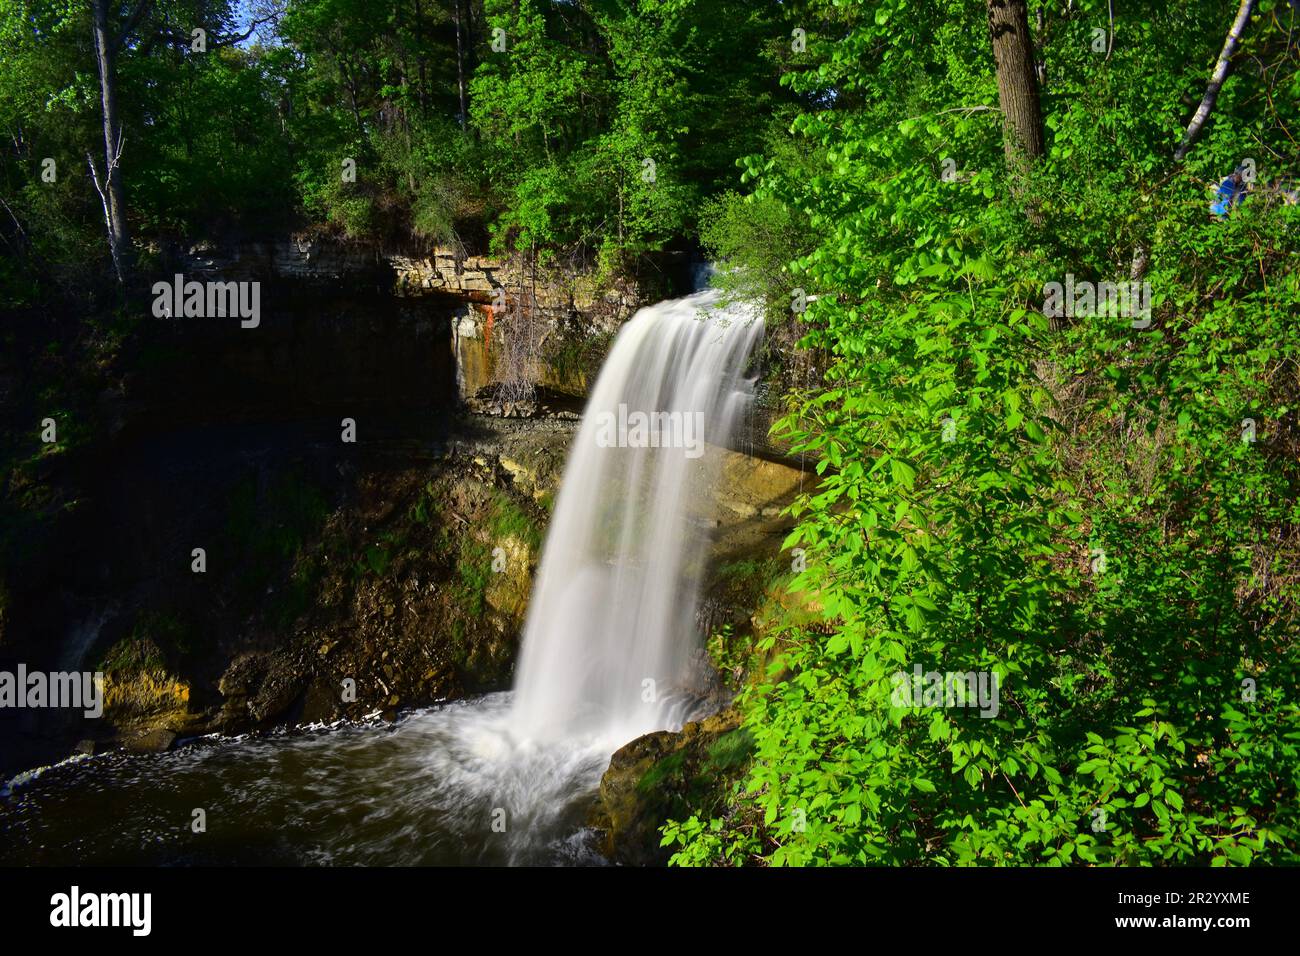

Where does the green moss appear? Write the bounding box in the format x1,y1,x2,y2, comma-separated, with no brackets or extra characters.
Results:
409,479,442,526
226,471,332,597
705,728,754,771
449,618,470,668
488,491,542,550
99,640,154,674
715,556,785,604
99,610,202,672
271,557,322,629
637,751,687,794
453,538,492,616
365,544,391,576
635,732,752,801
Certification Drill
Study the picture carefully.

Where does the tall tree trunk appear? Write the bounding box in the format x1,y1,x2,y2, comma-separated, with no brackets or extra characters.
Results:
338,56,365,135
453,0,468,128
411,0,429,113
986,0,1045,175
91,0,132,283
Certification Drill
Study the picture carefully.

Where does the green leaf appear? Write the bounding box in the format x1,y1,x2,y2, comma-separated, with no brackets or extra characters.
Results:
890,457,917,489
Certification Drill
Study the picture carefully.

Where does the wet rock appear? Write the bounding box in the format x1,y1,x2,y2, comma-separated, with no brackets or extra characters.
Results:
103,669,193,728
299,677,341,725
594,709,750,866
122,728,177,753
247,654,307,724
218,652,271,699
714,451,803,524
485,535,534,620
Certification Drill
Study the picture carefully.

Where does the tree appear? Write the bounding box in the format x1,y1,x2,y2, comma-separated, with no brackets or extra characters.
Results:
985,0,1043,178
89,0,134,283
84,0,271,283
664,0,1300,869
1174,0,1257,162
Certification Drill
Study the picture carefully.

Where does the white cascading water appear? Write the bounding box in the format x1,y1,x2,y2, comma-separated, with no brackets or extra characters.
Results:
510,287,763,744
389,286,764,862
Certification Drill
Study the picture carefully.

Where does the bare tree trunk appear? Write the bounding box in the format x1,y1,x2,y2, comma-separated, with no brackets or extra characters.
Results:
341,63,365,135
91,0,132,283
986,0,1045,174
453,0,468,128
410,0,429,113
1174,0,1257,162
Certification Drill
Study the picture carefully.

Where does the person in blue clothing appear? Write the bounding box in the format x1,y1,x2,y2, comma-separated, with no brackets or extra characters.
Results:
1211,164,1250,218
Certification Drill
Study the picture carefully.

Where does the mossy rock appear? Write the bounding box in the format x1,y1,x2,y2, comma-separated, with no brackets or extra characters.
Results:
102,667,197,734
593,709,752,866
484,535,534,619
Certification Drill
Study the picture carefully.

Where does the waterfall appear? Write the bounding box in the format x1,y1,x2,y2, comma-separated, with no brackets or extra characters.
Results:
2,287,766,866
510,288,763,744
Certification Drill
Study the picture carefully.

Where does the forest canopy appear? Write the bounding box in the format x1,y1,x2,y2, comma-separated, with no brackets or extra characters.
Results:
1,0,807,295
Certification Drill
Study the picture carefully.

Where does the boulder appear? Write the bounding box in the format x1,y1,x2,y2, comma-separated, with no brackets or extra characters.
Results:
593,709,751,866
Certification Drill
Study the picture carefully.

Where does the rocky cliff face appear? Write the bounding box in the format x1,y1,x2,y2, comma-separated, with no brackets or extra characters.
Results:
178,237,388,284
9,410,804,767
388,248,667,420
173,236,795,451
173,237,683,417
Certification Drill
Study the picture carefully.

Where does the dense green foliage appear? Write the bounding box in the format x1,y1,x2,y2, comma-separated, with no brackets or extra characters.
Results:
1,0,294,297
664,0,1300,866
1,0,804,300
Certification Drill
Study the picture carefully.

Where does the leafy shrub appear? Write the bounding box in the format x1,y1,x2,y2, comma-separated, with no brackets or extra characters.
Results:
666,0,1300,868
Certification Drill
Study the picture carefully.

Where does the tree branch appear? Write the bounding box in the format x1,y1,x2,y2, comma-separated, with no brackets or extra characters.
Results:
116,0,155,50
151,16,277,52
1174,0,1258,162
87,127,127,284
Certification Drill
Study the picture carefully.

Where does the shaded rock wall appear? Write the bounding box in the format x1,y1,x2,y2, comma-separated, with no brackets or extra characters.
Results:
173,237,684,417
